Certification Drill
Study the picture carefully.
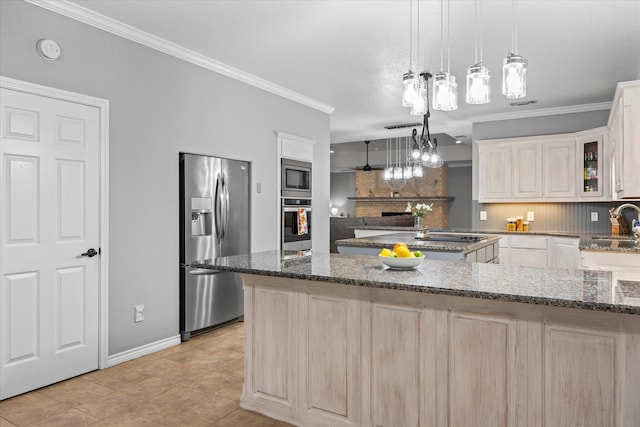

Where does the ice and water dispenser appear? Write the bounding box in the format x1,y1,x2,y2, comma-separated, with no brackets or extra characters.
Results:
191,197,212,236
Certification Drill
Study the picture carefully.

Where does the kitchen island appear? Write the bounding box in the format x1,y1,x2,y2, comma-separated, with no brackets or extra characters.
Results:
335,231,501,262
194,251,640,427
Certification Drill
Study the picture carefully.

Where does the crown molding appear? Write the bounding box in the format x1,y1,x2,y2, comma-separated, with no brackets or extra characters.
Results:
24,0,335,115
469,102,612,123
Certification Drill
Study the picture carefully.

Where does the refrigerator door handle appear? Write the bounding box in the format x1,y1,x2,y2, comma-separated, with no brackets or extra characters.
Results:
215,173,223,242
188,268,223,275
222,173,230,240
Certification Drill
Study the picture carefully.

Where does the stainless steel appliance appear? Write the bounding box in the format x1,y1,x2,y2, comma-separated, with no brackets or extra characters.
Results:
281,158,311,198
282,198,312,251
179,153,250,341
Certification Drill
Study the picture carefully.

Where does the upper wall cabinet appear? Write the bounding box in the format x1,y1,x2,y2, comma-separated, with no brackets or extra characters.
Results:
477,128,609,203
576,127,608,199
609,80,640,199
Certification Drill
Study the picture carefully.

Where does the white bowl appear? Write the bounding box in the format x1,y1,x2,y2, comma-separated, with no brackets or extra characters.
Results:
379,254,424,269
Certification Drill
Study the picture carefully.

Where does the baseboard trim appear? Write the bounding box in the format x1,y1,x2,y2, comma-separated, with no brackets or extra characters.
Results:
106,335,181,367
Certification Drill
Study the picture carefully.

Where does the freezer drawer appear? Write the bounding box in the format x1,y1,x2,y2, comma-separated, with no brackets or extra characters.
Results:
180,267,243,341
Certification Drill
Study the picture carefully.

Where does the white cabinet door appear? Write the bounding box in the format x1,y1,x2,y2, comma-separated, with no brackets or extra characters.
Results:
550,237,580,270
0,88,100,399
543,138,577,198
478,143,512,201
513,142,542,198
609,80,640,199
577,128,608,200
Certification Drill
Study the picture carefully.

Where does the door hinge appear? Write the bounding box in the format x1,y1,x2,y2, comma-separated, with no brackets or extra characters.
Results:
99,248,102,255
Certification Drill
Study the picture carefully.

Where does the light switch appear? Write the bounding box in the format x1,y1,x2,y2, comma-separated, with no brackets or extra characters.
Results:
480,211,487,221
256,183,262,194
527,211,535,221
591,212,598,222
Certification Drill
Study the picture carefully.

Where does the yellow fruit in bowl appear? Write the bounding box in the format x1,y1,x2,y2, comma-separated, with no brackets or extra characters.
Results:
380,248,392,257
395,246,412,258
393,242,408,253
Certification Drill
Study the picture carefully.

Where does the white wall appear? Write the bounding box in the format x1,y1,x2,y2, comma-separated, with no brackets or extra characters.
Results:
0,1,330,354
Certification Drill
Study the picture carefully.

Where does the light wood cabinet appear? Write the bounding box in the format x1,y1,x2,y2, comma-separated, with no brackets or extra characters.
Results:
609,80,640,199
577,127,609,200
512,142,542,198
498,235,580,270
477,129,609,202
543,137,576,198
478,142,512,200
242,274,640,427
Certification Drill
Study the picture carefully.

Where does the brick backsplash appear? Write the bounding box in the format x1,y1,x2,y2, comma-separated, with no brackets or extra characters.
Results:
354,167,449,228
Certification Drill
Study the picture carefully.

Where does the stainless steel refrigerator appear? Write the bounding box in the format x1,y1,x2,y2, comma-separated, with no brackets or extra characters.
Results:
179,153,250,341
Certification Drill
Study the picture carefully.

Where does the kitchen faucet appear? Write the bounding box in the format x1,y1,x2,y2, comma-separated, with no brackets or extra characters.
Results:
614,203,640,240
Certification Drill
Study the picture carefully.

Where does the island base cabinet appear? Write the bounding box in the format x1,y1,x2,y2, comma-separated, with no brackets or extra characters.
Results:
240,275,640,427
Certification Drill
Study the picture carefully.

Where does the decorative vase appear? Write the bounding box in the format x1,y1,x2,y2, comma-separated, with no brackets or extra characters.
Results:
414,216,423,229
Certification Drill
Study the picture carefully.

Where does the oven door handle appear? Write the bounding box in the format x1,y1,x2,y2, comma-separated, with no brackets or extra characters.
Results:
283,207,312,212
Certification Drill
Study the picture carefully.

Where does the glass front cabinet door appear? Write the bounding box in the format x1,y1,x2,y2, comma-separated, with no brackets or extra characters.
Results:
577,127,608,200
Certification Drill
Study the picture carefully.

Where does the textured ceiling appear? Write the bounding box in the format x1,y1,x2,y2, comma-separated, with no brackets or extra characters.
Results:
68,0,640,144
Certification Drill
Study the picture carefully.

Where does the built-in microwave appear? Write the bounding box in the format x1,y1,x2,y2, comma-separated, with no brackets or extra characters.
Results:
281,158,311,198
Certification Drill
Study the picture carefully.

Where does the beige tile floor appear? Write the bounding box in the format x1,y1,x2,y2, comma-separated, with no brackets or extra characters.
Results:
0,323,293,426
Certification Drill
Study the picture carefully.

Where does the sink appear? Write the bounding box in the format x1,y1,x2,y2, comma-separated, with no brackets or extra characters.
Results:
417,234,486,243
592,235,636,242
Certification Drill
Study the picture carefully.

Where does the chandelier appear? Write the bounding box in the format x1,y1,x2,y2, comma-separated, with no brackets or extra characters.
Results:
386,73,443,182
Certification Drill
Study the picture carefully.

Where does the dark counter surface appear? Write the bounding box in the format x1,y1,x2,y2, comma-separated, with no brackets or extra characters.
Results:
350,227,640,254
192,251,640,315
335,232,500,253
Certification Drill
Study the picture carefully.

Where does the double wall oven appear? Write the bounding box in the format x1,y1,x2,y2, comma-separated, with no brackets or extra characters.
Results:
281,158,312,251
281,198,312,251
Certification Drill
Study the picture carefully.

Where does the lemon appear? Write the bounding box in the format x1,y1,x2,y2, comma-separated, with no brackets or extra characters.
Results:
393,242,408,253
380,248,392,257
395,246,412,258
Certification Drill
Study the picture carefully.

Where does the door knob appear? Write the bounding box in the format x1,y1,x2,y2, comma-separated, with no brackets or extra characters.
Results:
81,248,98,257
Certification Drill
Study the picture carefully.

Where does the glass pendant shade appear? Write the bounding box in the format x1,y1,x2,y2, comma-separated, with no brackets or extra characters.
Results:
402,71,417,107
466,63,490,104
502,53,527,99
384,167,393,181
411,141,422,159
432,72,458,111
429,153,444,168
410,78,427,115
393,167,403,180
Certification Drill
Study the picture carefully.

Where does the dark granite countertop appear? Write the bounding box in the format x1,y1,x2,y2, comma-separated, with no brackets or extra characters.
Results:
351,227,640,254
192,251,640,315
335,232,500,253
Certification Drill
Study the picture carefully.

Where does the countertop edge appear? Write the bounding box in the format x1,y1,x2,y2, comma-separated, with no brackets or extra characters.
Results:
191,262,640,316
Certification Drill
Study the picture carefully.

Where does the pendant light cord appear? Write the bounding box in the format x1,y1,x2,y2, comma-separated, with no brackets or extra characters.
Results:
479,0,483,64
439,0,444,71
474,0,478,64
409,0,413,70
513,0,518,53
447,0,451,73
416,0,420,72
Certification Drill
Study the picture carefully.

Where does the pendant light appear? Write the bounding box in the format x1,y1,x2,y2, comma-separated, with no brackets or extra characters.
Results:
401,0,417,107
433,0,458,111
410,0,427,116
362,140,372,172
466,0,490,104
502,0,527,99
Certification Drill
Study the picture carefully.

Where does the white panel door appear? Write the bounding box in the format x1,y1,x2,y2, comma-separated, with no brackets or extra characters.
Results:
543,138,577,198
478,143,512,201
0,88,100,399
512,142,542,198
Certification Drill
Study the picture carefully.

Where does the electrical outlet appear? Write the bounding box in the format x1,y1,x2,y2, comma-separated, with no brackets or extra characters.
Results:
134,305,144,323
480,211,487,221
527,211,535,221
591,212,599,222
